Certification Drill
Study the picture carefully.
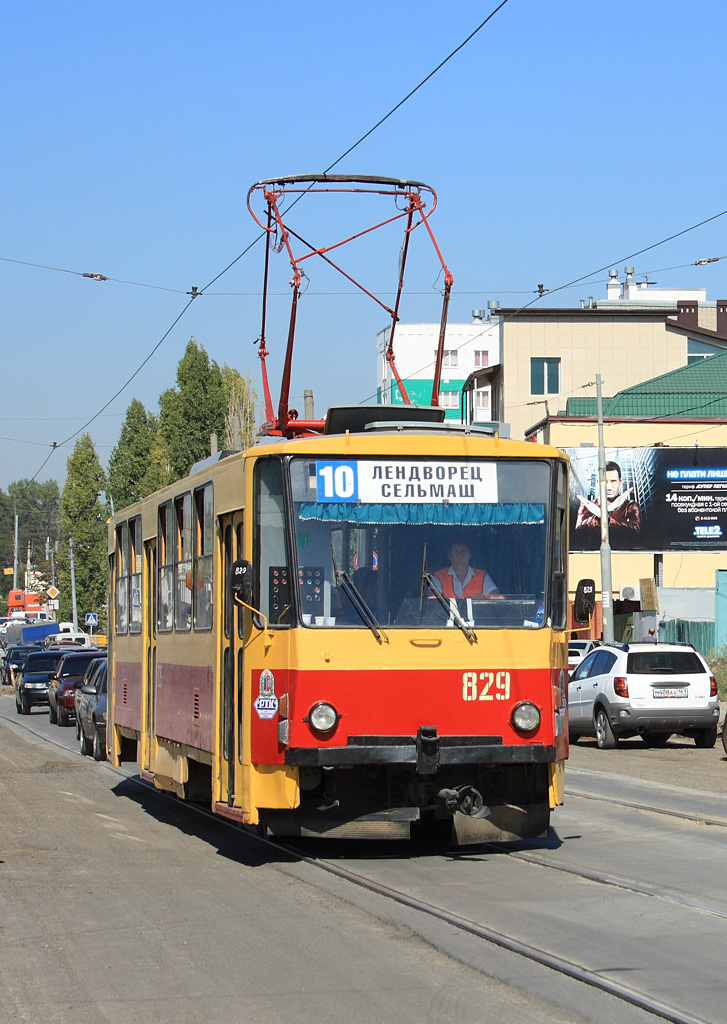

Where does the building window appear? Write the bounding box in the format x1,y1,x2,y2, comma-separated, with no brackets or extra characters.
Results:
687,338,721,364
474,389,490,412
435,349,458,368
474,350,488,368
439,390,459,409
530,357,560,395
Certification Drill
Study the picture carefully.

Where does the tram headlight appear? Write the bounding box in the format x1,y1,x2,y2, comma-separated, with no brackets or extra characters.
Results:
307,701,339,734
511,701,541,733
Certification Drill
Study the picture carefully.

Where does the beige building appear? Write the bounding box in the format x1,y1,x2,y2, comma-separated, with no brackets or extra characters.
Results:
479,270,727,440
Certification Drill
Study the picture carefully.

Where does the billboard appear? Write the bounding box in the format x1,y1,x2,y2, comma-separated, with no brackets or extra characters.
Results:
565,447,727,552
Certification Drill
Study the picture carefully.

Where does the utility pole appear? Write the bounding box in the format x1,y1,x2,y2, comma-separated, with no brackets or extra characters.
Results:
304,389,315,420
596,374,614,642
69,537,79,630
13,509,18,589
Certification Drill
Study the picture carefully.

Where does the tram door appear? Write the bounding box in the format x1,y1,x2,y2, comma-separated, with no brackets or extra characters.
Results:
142,537,157,773
219,514,244,807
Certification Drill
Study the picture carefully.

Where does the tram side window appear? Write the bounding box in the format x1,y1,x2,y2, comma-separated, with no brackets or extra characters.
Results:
115,523,128,634
128,516,142,634
254,458,292,627
175,493,192,631
158,502,174,632
194,483,213,630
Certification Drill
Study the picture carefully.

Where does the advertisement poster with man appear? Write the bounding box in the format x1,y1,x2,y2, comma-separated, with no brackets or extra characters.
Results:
565,447,727,551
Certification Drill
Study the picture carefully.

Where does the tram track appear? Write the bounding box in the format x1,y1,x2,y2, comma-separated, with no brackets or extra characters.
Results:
3,708,719,1024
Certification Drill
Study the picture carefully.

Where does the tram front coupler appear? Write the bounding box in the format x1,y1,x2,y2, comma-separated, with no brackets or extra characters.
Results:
437,785,490,819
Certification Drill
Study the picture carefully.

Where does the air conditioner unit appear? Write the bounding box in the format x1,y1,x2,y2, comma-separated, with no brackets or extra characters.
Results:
619,584,639,601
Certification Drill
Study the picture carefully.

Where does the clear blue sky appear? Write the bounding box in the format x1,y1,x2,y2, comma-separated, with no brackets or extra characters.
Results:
4,0,727,491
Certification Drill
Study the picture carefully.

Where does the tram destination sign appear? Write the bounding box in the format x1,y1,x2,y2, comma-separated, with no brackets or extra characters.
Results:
315,460,498,504
565,446,727,551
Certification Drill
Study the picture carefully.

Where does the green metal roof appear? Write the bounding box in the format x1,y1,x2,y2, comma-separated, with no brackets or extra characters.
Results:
566,397,609,416
565,352,727,419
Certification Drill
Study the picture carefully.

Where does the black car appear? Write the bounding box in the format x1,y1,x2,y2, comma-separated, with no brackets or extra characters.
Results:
5,645,41,688
48,650,107,726
14,649,67,714
76,661,108,760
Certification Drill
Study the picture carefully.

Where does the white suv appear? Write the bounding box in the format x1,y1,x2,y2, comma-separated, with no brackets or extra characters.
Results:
568,642,719,749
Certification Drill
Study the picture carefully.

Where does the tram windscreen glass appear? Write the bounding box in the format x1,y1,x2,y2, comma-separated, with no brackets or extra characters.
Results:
289,457,553,629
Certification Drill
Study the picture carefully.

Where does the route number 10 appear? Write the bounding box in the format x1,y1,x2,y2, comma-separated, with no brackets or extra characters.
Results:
462,670,510,701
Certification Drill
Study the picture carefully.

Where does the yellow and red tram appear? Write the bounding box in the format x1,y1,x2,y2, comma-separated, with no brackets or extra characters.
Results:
108,414,571,843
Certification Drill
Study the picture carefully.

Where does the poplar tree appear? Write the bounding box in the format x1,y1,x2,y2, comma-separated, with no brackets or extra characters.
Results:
140,429,172,495
159,338,227,481
107,398,158,512
221,364,257,451
57,435,108,628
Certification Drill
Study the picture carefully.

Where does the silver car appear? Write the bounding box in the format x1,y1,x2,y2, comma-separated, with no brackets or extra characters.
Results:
568,642,719,749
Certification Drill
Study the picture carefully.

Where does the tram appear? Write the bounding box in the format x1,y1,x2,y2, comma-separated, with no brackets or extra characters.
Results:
107,175,577,843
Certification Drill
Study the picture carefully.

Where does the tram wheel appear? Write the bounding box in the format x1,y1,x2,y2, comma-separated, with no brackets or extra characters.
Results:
595,708,618,749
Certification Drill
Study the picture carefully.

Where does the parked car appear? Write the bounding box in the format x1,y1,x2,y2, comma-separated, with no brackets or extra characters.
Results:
5,644,41,687
568,641,719,749
76,661,108,761
14,649,66,714
48,650,107,726
568,639,601,672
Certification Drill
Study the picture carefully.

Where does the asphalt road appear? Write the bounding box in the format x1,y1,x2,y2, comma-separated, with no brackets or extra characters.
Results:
2,688,725,1024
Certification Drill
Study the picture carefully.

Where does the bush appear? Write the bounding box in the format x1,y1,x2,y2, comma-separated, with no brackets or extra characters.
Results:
706,645,727,701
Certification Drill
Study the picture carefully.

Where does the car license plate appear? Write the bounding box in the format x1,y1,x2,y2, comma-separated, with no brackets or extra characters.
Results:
653,686,688,698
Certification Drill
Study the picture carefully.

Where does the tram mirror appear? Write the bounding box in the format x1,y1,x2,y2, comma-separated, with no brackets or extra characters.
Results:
231,559,253,604
573,579,596,623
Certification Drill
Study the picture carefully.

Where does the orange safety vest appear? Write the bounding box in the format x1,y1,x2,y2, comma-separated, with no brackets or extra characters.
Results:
433,567,489,600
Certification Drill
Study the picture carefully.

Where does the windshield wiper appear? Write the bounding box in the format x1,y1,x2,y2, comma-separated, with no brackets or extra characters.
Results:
420,545,477,643
331,542,388,644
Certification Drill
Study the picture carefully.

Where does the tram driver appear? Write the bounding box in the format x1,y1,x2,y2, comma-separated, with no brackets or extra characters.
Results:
433,536,504,601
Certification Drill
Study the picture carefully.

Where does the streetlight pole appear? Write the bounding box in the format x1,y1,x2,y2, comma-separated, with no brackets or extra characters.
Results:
596,374,614,642
69,537,78,631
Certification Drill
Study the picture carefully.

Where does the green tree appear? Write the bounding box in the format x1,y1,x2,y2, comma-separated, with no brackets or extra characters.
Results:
221,364,257,451
159,338,227,480
107,398,159,511
0,480,61,608
140,429,172,495
57,435,108,629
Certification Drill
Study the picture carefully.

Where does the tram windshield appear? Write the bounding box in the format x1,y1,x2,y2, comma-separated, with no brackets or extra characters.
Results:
284,456,560,631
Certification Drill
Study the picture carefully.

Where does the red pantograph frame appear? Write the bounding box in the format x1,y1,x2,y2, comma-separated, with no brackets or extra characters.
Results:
246,174,454,438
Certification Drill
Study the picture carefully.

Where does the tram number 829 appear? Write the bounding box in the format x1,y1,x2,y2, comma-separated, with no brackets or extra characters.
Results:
462,670,511,701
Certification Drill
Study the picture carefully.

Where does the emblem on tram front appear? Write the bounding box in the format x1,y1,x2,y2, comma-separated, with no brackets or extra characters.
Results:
254,669,278,719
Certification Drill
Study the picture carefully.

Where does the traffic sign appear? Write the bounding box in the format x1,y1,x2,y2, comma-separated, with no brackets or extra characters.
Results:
47,585,60,600
85,613,98,626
